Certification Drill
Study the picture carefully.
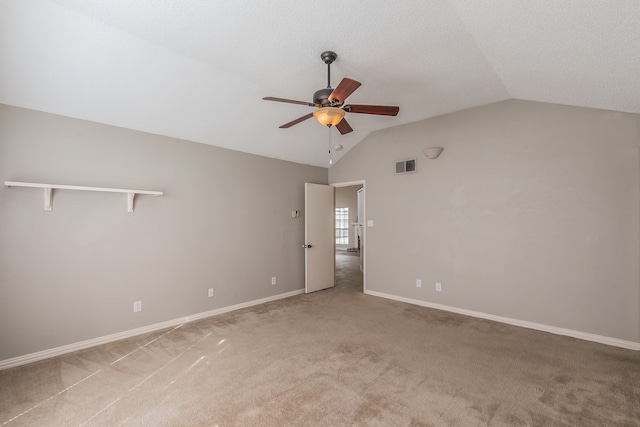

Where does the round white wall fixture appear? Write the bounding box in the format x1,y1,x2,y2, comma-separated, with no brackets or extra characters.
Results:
423,147,444,159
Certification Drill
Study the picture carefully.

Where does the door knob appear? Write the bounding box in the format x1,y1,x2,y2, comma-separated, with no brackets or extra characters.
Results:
302,244,313,248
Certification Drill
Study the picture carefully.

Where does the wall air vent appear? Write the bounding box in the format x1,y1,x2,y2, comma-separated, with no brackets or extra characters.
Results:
395,159,416,175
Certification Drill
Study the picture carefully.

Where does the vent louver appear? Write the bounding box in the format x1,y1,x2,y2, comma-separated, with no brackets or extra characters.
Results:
395,159,416,174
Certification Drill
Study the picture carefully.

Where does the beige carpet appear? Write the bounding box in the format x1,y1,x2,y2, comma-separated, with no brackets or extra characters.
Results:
1,254,639,426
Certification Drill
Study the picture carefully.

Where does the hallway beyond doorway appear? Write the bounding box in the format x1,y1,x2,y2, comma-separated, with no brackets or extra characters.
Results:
335,249,363,293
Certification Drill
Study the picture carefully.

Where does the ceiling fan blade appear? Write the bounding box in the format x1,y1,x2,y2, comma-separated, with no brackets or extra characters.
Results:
344,104,399,116
279,113,314,128
263,97,316,107
328,78,361,104
336,118,353,135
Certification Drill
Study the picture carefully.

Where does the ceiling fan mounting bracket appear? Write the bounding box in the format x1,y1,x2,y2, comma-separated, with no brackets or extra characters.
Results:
320,51,337,65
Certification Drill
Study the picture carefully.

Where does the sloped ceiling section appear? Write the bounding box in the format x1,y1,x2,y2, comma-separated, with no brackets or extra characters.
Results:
1,1,639,167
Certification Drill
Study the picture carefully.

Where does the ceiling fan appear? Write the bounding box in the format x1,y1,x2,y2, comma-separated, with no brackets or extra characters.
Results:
263,51,399,135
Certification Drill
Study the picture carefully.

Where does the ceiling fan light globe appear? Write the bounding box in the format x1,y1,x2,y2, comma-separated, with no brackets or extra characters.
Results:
313,107,345,127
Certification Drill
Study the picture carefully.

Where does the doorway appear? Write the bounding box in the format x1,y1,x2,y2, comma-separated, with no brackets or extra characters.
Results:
332,181,366,293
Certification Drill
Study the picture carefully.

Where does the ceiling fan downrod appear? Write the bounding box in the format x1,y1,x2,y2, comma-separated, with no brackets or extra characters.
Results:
321,51,337,89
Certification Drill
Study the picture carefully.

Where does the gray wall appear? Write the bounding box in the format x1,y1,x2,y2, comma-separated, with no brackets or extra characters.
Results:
329,100,640,343
0,104,327,360
335,185,361,248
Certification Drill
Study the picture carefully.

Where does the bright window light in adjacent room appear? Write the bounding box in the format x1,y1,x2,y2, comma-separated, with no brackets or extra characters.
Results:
335,207,349,245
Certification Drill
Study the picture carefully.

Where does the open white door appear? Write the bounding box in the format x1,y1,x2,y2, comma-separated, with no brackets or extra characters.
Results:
304,183,335,293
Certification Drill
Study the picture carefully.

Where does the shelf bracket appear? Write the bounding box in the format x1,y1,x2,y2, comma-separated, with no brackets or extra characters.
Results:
127,192,135,213
44,187,52,211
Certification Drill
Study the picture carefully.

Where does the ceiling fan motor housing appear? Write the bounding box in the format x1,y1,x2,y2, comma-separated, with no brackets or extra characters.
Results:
313,88,335,107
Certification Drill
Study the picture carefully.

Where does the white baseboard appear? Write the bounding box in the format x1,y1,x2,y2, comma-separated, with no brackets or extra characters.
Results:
365,290,640,351
0,289,305,371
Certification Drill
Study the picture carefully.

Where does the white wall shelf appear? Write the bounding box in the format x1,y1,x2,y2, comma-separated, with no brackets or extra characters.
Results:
4,181,163,212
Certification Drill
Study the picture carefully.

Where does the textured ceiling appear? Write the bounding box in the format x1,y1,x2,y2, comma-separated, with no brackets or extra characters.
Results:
1,1,639,167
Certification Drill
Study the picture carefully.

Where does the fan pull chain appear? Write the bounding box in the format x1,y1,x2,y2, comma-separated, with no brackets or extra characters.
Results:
328,125,333,165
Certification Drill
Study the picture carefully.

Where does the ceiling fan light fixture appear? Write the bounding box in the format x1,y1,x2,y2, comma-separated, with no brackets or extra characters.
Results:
313,107,345,127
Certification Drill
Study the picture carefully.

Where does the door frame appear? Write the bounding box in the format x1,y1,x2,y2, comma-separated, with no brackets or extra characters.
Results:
331,180,366,293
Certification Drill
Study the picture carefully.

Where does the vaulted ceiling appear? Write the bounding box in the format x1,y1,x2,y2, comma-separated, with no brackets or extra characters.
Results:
2,1,639,167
